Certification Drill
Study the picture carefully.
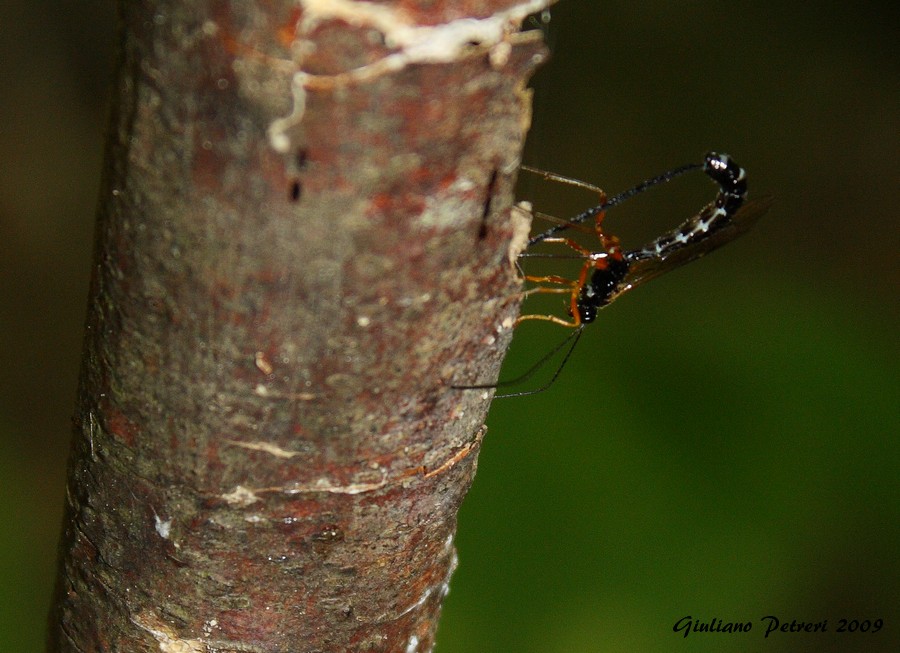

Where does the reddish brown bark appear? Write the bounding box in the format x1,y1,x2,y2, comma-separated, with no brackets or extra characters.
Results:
48,1,548,652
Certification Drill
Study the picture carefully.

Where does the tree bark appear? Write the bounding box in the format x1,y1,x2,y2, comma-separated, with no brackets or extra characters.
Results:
48,1,548,651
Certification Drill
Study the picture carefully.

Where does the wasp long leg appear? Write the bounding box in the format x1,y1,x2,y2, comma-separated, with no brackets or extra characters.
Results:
516,230,616,328
534,236,597,257
532,210,596,236
516,281,582,327
521,275,580,288
515,312,580,328
520,164,608,197
451,259,589,391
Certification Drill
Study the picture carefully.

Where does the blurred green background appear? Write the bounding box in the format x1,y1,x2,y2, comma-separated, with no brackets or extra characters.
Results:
1,2,896,651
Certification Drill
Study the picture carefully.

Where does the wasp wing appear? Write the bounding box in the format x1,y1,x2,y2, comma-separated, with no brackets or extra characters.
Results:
608,195,774,303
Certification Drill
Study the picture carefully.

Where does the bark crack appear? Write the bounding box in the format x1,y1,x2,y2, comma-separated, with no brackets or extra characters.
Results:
220,426,486,504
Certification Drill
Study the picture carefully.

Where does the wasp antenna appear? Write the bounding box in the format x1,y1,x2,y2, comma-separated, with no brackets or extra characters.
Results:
452,326,584,395
493,326,585,398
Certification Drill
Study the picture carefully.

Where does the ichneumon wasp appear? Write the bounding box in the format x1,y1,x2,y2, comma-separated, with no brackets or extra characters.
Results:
454,152,774,398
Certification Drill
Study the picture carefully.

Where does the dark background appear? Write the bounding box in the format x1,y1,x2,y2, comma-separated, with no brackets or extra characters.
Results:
1,2,897,651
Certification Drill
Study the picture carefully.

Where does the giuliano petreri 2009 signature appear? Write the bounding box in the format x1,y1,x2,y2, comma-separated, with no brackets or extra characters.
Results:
673,614,884,640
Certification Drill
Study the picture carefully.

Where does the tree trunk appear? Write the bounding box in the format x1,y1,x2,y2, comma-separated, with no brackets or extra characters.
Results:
47,1,549,651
